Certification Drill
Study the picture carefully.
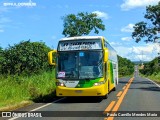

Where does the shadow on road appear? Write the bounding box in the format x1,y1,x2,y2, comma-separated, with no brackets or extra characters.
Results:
139,86,160,92
30,90,103,103
119,81,128,84
131,81,154,85
129,79,160,91
129,86,160,92
54,97,103,103
31,90,57,103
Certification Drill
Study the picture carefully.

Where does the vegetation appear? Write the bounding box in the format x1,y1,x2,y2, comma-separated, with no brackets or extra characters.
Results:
0,46,4,74
132,2,160,43
62,12,105,37
131,2,160,83
0,71,56,109
0,40,135,110
0,41,56,110
139,57,160,83
1,41,52,75
118,55,134,77
146,73,160,83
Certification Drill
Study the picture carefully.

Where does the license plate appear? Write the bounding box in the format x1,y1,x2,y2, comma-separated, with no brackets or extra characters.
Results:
75,90,83,93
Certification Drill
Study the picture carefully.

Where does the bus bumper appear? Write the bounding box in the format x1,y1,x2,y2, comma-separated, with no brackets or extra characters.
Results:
56,85,107,97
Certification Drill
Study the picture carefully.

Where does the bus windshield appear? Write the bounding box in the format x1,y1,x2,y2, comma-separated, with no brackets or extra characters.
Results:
57,51,103,79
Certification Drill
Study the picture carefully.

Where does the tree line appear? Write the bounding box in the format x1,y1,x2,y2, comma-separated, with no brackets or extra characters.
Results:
139,57,160,76
0,41,52,76
118,55,134,77
0,41,134,77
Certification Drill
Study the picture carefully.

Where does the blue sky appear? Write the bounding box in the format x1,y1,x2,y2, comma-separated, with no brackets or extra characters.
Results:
0,0,159,61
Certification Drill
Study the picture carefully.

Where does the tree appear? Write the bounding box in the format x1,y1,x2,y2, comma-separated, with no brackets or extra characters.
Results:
0,46,4,74
132,2,160,43
139,57,159,75
117,55,134,76
1,41,51,75
62,12,105,37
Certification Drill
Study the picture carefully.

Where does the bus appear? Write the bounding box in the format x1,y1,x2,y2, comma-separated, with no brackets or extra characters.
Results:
48,36,118,99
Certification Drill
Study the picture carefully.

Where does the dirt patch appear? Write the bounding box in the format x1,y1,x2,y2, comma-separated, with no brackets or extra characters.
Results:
0,101,33,111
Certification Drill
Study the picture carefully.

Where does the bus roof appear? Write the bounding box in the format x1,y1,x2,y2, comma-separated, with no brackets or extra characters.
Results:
60,36,104,41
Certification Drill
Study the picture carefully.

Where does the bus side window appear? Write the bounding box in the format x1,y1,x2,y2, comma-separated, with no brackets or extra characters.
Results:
113,64,116,69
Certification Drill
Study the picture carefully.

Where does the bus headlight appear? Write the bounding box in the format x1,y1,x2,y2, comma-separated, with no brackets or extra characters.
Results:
93,81,104,86
56,82,65,87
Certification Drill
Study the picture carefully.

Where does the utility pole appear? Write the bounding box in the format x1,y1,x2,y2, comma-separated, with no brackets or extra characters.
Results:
141,50,144,66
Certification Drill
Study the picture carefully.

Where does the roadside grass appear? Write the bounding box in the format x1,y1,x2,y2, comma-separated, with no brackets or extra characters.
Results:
0,72,137,110
140,72,160,84
0,70,56,110
146,72,160,84
119,74,134,78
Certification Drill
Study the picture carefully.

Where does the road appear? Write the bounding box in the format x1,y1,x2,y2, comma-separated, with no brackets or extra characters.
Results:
1,69,160,120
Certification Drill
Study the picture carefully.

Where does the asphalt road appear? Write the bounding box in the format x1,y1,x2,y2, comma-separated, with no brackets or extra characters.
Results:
1,69,160,120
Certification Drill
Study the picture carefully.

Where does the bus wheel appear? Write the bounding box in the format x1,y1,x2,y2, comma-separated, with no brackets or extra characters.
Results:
112,87,116,91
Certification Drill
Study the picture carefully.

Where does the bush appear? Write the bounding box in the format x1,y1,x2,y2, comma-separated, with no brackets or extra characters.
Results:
139,57,159,76
1,40,52,75
118,55,134,76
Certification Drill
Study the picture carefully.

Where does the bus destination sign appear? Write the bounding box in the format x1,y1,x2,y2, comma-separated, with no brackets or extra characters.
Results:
58,39,102,51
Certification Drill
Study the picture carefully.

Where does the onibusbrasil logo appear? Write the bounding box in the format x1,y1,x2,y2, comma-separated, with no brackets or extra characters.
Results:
3,0,37,7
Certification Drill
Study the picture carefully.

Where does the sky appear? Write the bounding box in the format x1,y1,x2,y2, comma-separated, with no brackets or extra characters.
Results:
0,0,160,62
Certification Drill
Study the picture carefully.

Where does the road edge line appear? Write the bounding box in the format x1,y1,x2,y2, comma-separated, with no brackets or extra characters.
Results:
145,78,160,88
8,97,66,120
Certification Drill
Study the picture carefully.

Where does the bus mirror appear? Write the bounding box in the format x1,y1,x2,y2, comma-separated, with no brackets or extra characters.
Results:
48,50,57,65
104,49,108,62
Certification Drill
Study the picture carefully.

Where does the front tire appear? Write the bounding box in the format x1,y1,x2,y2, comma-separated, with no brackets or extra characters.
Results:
102,81,109,99
112,87,116,91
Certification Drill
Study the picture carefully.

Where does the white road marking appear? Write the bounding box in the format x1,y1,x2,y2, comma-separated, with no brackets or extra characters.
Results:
146,78,160,88
8,97,66,120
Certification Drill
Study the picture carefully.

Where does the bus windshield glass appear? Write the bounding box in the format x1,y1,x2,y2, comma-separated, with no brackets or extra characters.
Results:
79,51,103,79
57,51,103,79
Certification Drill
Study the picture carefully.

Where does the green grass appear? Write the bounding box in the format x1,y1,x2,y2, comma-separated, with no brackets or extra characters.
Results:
0,70,56,109
146,72,160,84
118,73,134,78
140,72,160,84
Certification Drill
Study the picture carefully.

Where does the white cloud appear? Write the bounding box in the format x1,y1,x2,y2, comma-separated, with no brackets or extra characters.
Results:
92,11,109,19
130,43,160,61
121,23,134,32
112,43,159,61
121,37,132,41
134,55,153,61
132,43,160,54
121,0,159,11
115,46,132,58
